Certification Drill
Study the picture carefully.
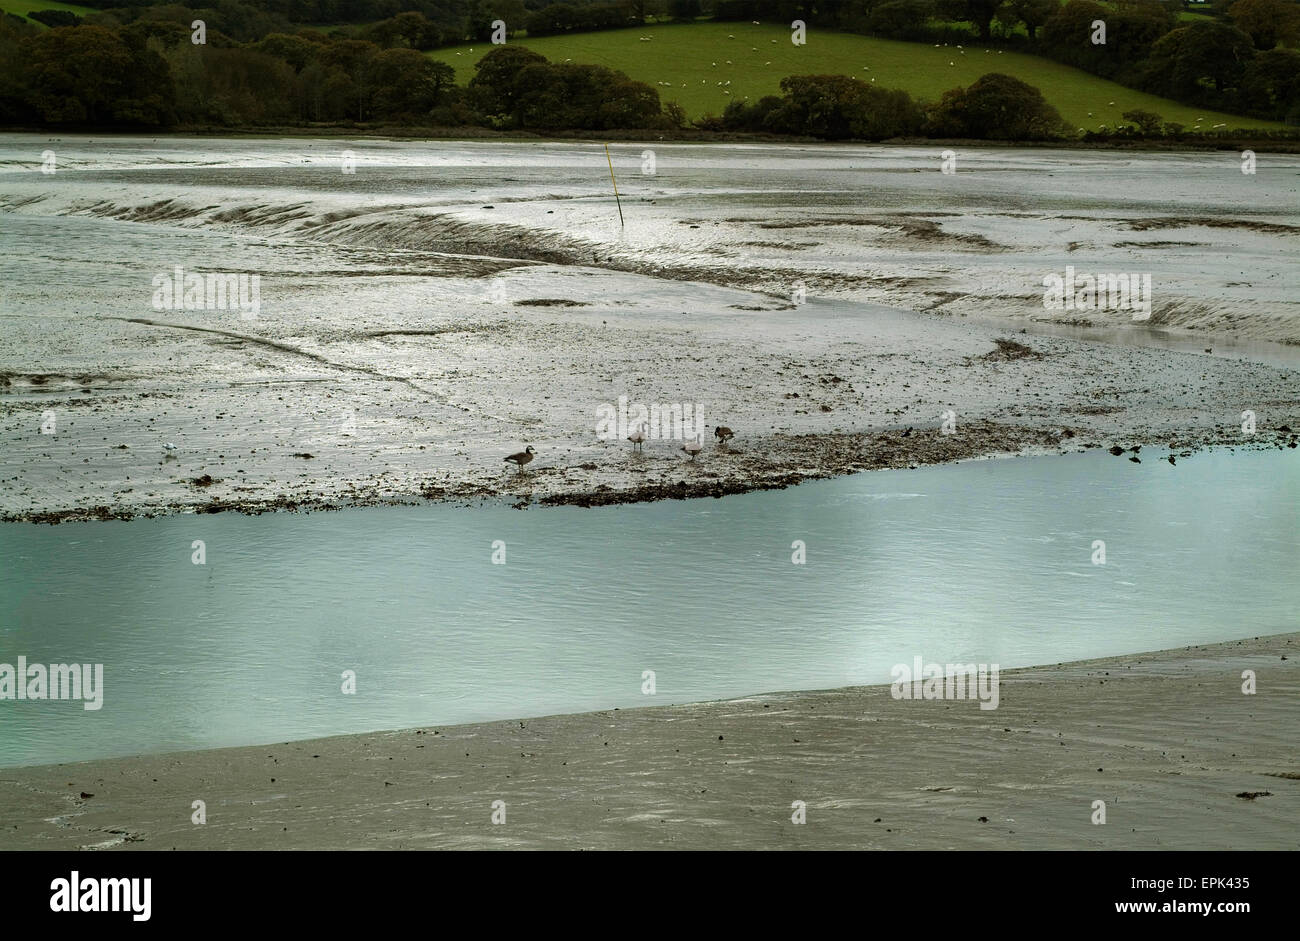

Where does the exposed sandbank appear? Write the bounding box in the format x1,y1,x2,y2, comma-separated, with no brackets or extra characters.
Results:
1,633,1295,850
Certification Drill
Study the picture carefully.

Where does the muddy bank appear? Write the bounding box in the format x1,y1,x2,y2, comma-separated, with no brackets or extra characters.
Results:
3,138,1299,523
1,632,1295,850
3,296,1298,525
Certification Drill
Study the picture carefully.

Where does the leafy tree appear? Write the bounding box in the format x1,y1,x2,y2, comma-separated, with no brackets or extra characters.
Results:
721,93,783,130
1143,20,1255,96
1041,0,1112,68
599,78,662,127
371,47,453,118
938,0,1010,39
928,71,1067,138
0,14,37,123
254,32,322,70
1228,0,1300,50
22,25,173,125
513,60,659,128
1006,0,1058,40
468,44,546,120
321,39,380,120
766,74,925,139
27,10,82,27
866,0,936,38
1238,46,1300,117
1121,107,1162,131
202,47,297,124
669,0,702,20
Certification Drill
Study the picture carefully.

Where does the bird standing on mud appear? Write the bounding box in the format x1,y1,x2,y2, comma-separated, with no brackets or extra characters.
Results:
504,446,535,470
713,426,734,446
681,438,703,461
627,422,647,452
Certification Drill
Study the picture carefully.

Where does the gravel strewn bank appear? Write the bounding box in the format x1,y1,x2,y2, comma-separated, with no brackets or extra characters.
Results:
1,632,1295,850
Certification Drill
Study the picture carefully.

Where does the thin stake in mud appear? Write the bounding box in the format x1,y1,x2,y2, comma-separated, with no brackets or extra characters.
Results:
604,143,624,228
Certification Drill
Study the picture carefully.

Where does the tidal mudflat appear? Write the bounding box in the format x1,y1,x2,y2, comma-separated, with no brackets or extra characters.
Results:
1,136,1297,522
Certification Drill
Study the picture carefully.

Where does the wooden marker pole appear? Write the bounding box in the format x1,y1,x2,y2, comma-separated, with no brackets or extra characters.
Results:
604,143,624,228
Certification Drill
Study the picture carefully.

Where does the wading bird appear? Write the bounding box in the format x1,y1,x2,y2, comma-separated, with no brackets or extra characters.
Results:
628,423,647,452
681,438,704,461
504,446,535,470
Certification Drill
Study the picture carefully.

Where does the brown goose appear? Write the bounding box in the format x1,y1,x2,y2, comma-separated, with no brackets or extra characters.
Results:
504,446,535,470
714,425,734,446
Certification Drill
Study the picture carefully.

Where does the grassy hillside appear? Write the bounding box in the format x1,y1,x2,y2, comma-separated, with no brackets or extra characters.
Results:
0,0,98,21
429,22,1283,132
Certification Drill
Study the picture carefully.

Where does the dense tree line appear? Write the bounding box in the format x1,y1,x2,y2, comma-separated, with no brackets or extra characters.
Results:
3,0,1296,132
4,0,1296,121
0,17,679,129
8,0,662,46
716,70,1067,138
0,8,1079,139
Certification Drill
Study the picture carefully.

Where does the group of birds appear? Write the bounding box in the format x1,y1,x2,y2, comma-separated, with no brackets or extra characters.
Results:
504,425,735,471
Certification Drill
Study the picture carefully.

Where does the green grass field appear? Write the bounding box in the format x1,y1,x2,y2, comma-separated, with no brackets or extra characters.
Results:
429,22,1282,132
0,0,99,23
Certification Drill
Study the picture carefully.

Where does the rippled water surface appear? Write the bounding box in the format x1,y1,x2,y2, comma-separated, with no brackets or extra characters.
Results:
1,448,1295,768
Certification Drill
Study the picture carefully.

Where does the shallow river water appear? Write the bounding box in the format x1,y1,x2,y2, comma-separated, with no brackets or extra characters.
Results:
1,447,1295,768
